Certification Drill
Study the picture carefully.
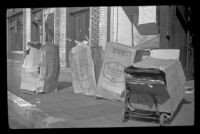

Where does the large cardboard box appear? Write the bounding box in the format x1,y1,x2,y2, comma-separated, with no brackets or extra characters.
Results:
20,45,43,93
20,43,59,94
69,43,96,96
42,44,60,93
96,42,137,101
125,57,186,115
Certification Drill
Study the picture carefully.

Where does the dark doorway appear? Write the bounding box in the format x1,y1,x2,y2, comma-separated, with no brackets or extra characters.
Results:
31,10,43,43
45,12,54,43
72,9,89,42
65,8,90,67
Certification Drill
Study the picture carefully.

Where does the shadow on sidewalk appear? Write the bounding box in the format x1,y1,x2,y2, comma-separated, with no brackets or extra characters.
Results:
57,81,72,91
122,98,192,125
166,98,192,124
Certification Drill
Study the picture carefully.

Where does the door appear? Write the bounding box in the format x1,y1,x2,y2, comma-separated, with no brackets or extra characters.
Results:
166,6,187,67
159,6,172,49
160,6,187,66
172,6,193,79
73,9,89,42
43,8,55,44
31,11,43,43
160,6,192,79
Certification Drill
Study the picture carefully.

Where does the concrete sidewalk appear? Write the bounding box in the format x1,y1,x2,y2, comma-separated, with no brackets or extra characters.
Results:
7,59,194,128
8,86,195,128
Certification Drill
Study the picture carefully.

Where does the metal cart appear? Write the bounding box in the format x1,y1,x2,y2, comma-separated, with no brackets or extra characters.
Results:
122,58,186,126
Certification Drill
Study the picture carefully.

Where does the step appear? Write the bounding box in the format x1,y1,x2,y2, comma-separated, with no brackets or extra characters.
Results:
7,91,67,128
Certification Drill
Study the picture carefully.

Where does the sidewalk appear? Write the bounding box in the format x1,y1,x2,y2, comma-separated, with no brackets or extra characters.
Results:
7,59,194,128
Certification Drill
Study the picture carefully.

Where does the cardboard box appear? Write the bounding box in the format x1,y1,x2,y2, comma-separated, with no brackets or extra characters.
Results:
96,42,137,101
69,43,96,96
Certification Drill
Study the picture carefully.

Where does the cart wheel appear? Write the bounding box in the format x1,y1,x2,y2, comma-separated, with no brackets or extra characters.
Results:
159,113,165,126
122,110,129,122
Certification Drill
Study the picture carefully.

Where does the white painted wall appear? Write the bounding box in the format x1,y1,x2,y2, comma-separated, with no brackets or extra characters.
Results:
99,7,108,50
111,6,132,46
59,8,67,68
117,7,133,46
110,6,158,47
24,8,31,50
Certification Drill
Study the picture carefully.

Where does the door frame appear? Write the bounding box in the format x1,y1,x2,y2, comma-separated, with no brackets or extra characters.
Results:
42,8,56,45
70,8,90,42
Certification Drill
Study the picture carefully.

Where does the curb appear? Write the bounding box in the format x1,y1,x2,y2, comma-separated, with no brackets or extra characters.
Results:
8,91,67,128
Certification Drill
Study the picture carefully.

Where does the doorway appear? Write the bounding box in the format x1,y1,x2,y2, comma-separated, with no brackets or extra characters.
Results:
72,9,89,42
31,10,43,43
65,8,90,67
43,8,55,44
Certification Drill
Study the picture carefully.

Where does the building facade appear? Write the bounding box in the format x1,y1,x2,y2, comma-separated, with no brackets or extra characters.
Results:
7,8,24,60
6,6,193,79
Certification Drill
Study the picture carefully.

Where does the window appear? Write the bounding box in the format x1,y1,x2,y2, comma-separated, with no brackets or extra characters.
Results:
8,13,23,52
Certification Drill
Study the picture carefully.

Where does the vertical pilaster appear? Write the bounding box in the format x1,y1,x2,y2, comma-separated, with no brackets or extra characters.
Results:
23,8,31,58
55,8,66,68
99,7,108,50
59,8,67,68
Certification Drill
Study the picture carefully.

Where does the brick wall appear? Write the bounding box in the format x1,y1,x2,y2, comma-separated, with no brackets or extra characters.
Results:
59,8,67,68
23,8,67,67
55,9,60,46
89,7,100,47
55,8,66,68
23,8,31,50
89,7,108,48
89,7,108,81
56,7,108,68
99,7,108,49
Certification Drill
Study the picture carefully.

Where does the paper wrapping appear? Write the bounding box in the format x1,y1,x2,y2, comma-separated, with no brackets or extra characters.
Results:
96,42,136,101
128,57,186,114
69,44,96,96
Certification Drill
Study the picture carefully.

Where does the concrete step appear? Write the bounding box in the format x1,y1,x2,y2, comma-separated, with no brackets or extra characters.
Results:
7,91,68,128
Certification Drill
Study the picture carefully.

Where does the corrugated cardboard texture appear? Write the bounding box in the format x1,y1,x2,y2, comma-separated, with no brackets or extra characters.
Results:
97,42,136,101
69,44,96,96
132,57,186,114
